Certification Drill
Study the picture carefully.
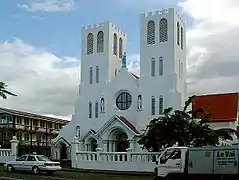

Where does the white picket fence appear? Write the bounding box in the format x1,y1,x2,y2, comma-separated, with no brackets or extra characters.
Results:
0,136,19,164
0,149,12,164
71,138,162,172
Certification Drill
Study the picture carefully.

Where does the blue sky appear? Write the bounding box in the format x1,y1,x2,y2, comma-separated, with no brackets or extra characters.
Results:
0,0,191,58
1,0,239,118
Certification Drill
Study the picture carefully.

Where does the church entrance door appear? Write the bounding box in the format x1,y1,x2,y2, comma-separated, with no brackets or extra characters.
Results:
60,142,68,160
115,132,129,152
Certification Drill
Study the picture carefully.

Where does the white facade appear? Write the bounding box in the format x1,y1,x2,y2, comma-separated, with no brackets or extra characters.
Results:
52,8,187,160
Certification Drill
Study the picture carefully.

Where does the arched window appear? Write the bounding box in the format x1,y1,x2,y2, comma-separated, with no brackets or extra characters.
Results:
159,57,163,76
95,101,99,118
97,31,104,52
89,67,93,84
100,98,105,112
159,95,163,114
87,33,94,54
177,22,180,46
89,101,92,118
151,96,155,115
137,95,142,110
119,38,123,58
151,58,155,77
159,18,168,42
181,27,184,49
113,33,117,55
96,66,99,83
115,69,117,77
76,126,80,138
147,20,155,44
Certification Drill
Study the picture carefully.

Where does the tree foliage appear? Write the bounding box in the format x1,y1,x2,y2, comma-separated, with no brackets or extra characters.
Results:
138,95,238,152
0,82,17,99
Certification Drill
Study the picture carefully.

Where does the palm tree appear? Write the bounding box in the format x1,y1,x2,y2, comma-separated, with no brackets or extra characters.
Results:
0,82,17,99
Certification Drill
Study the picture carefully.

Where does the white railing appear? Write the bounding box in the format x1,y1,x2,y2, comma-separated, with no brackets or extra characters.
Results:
73,149,162,172
0,149,12,163
0,136,19,164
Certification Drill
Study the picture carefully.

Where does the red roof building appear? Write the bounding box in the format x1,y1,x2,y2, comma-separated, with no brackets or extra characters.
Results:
192,92,238,122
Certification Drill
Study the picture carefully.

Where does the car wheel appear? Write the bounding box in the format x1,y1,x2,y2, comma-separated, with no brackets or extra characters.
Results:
32,166,40,175
7,165,14,172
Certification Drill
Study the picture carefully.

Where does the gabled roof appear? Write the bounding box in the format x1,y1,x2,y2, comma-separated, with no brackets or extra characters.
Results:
96,114,140,136
81,129,99,141
54,137,71,146
0,107,69,124
192,92,238,122
117,115,140,134
130,73,139,79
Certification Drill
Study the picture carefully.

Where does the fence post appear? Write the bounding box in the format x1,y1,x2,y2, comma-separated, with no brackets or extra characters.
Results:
96,148,102,161
126,148,133,162
10,136,19,160
71,136,79,168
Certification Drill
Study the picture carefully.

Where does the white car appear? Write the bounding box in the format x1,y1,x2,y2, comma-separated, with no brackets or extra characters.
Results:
4,154,62,175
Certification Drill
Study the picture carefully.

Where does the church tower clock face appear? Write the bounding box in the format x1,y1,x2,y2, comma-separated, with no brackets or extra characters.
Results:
116,92,132,110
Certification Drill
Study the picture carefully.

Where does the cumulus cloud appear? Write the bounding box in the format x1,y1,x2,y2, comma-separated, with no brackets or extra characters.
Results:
181,0,239,95
0,38,79,119
122,0,239,96
3,0,239,119
17,0,75,12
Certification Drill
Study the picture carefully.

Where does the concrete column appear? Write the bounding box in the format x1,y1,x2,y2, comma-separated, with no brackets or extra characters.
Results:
79,140,84,151
96,147,102,161
103,140,108,152
71,136,79,168
109,141,112,152
128,139,135,151
126,148,133,162
10,136,19,161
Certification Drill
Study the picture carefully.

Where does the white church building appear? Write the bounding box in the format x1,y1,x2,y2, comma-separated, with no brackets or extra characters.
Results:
52,8,187,161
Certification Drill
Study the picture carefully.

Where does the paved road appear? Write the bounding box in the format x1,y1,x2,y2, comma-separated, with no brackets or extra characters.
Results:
0,170,153,180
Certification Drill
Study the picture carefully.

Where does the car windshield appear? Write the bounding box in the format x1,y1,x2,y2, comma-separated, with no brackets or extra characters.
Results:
36,155,51,162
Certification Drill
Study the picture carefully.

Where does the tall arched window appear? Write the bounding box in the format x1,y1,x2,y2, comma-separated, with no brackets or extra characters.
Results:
89,101,92,118
89,67,93,84
151,58,155,77
95,101,99,118
96,66,99,83
159,95,163,114
151,96,155,115
181,27,184,49
147,20,155,45
159,57,163,76
87,33,94,54
137,95,142,110
76,126,80,138
159,18,168,42
177,22,180,46
115,69,117,77
119,38,123,58
113,33,117,55
100,98,105,112
97,31,104,52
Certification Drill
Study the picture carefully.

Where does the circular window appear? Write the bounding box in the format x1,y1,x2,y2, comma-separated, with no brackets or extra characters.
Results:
116,92,132,110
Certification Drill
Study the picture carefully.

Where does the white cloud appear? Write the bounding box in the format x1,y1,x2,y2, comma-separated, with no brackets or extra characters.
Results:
17,0,75,12
0,38,79,119
181,0,239,95
122,0,239,96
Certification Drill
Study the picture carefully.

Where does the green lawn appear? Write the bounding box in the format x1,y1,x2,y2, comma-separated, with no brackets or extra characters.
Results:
0,166,153,180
